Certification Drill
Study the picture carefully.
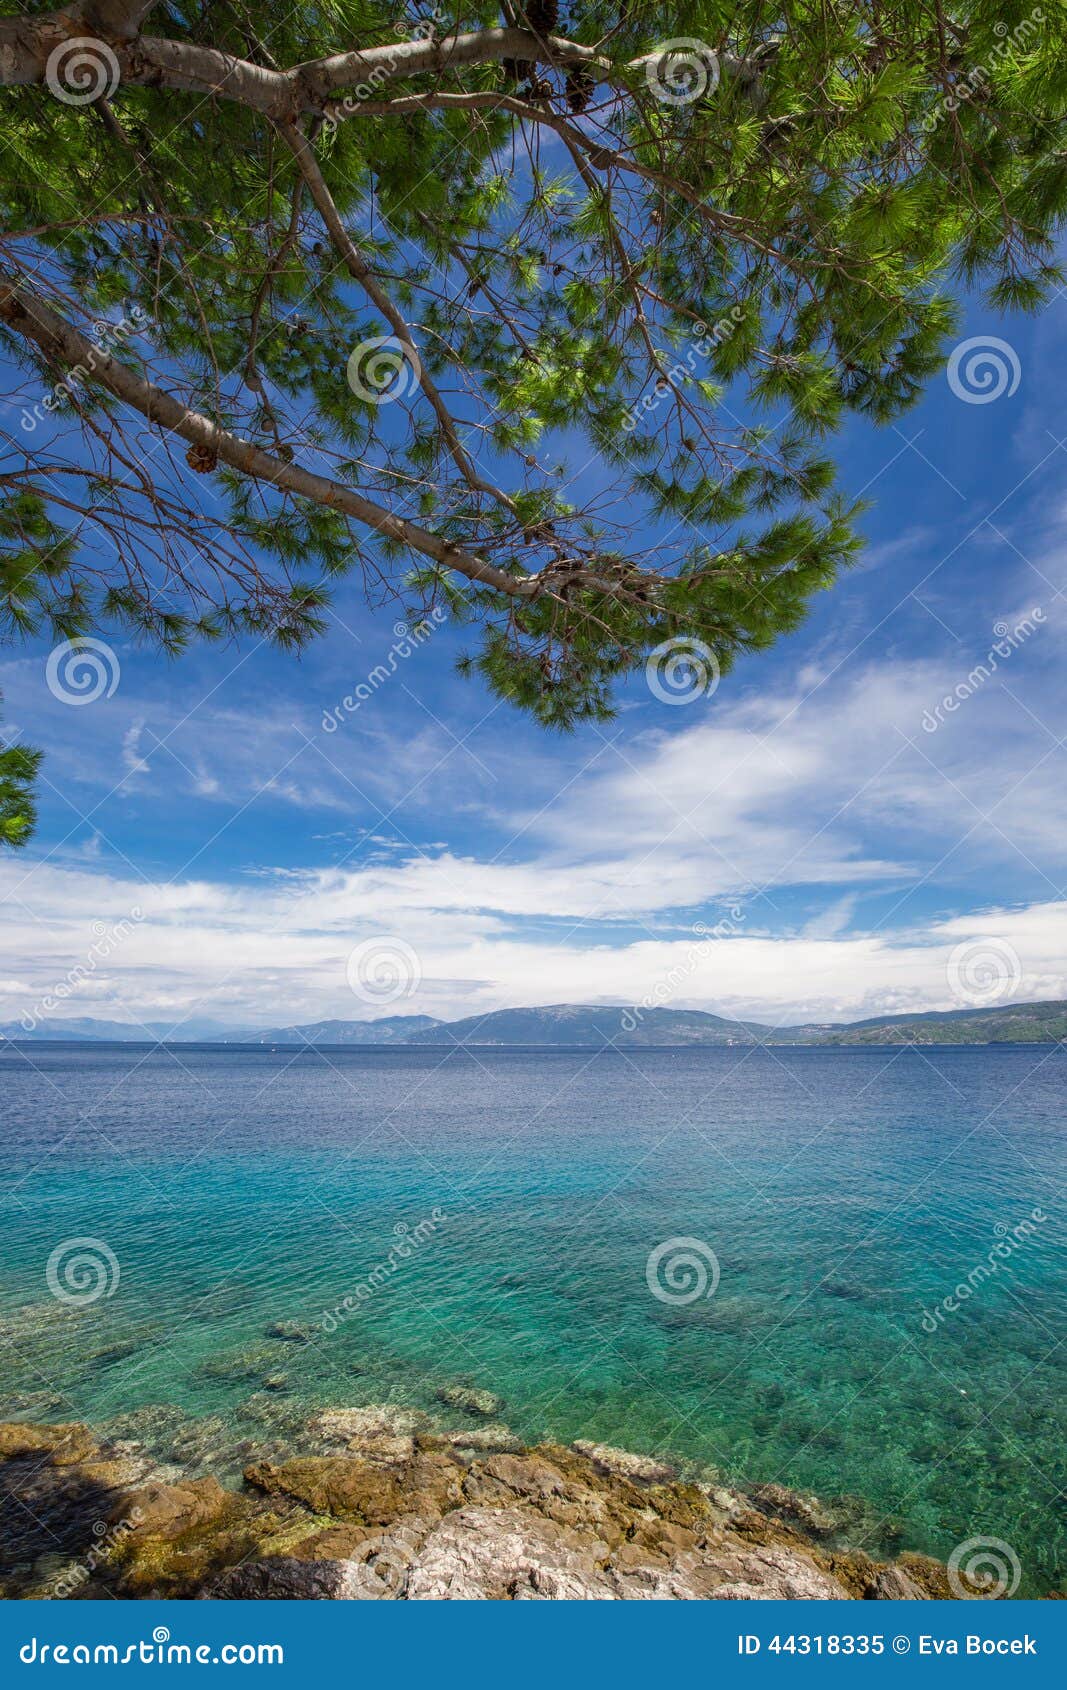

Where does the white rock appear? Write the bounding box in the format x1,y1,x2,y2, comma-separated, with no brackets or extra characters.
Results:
572,1440,677,1485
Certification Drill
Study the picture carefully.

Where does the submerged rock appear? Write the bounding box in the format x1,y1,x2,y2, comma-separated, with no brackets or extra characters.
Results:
571,1440,676,1486
198,1343,279,1383
0,1390,66,1420
87,1339,141,1368
436,1385,502,1418
309,1405,428,1447
750,1481,837,1538
434,1425,523,1455
265,1320,314,1344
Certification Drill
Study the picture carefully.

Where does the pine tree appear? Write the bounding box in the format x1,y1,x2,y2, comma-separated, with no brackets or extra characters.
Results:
0,1,1063,733
0,697,40,848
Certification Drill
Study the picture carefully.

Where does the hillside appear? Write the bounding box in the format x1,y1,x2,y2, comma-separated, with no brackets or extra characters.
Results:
226,1015,441,1046
406,1004,769,1046
815,1000,1067,1046
0,1017,189,1042
4,1001,1066,1048
402,1001,1067,1047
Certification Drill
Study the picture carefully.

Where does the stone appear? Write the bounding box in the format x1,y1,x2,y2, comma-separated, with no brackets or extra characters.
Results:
750,1481,836,1537
477,1452,569,1501
77,1454,158,1492
113,1476,231,1541
436,1385,502,1417
729,1506,809,1549
572,1440,676,1486
308,1405,426,1455
0,1421,97,1466
700,1545,853,1600
206,1557,374,1600
265,1320,313,1344
405,1507,616,1600
866,1564,930,1600
435,1425,523,1454
894,1551,954,1599
285,1524,379,1561
244,1452,462,1524
0,1408,976,1604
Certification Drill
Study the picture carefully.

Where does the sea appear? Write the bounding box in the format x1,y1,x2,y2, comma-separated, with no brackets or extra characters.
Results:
1,1040,1063,1592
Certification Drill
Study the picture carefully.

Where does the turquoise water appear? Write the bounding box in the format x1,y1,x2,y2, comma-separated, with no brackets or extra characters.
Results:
0,1041,1064,1591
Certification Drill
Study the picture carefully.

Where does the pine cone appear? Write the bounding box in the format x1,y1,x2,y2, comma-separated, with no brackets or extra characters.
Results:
185,442,218,474
526,76,554,103
502,56,534,83
565,68,593,113
523,0,559,33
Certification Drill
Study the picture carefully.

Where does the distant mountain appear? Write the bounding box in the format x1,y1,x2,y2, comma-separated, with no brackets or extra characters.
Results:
0,1017,192,1042
812,999,1067,1046
4,1001,1065,1048
405,1000,1067,1048
226,1015,442,1046
408,1004,769,1046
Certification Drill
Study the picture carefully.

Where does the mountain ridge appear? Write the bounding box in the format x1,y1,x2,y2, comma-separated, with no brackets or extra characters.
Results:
4,999,1067,1047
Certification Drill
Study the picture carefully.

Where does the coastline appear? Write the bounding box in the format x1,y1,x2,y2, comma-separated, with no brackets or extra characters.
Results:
1,1407,984,1601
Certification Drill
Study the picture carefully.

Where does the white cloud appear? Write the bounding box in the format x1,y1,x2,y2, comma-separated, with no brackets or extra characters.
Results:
121,719,149,777
1,838,1065,1027
4,584,1066,1030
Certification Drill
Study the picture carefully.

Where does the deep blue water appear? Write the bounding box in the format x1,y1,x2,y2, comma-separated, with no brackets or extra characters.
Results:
0,1041,1063,1591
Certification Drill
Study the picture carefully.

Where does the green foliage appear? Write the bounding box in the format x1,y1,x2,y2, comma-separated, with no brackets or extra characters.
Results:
1,0,1065,726
0,696,40,847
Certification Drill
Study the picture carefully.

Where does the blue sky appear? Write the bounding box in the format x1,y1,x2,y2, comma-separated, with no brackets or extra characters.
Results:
3,270,1067,1033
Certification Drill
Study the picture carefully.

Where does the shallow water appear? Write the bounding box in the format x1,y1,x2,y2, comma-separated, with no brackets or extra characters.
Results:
1,1041,1063,1591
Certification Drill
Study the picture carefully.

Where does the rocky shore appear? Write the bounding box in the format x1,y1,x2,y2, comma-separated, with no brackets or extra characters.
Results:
0,1407,973,1601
